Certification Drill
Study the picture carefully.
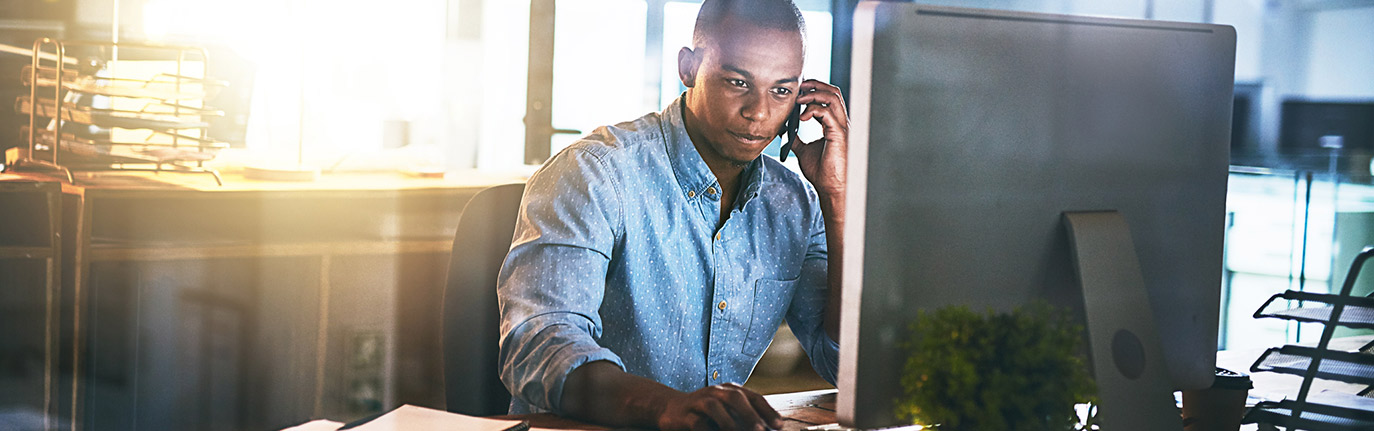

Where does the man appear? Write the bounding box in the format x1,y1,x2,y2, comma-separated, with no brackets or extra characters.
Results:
497,1,849,429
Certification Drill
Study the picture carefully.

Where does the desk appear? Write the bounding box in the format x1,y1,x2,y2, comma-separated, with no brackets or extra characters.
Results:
3,170,520,431
285,389,840,431
491,338,1361,431
497,390,838,431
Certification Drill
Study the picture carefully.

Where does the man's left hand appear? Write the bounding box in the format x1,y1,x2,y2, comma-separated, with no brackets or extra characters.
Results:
790,79,849,198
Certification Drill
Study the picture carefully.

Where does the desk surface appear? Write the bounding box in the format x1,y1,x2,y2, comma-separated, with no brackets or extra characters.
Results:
3,169,524,197
281,390,839,431
498,336,1372,431
493,389,838,431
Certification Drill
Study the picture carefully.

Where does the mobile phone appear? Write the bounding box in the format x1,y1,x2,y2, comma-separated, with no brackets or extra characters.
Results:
778,103,801,162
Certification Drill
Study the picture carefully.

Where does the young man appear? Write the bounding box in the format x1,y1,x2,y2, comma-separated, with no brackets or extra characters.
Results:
497,1,848,429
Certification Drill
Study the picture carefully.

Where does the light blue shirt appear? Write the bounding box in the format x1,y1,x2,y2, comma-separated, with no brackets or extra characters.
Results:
496,97,839,414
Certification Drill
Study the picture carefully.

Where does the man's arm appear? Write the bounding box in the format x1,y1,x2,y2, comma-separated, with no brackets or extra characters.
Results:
500,145,784,430
790,79,849,341
818,192,844,341
498,145,627,412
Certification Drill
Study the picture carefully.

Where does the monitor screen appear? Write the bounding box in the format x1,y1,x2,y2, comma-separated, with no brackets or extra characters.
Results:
1279,100,1374,155
839,3,1235,429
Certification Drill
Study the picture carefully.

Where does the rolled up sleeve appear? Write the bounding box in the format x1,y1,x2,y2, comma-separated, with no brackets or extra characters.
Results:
496,145,625,413
784,190,840,385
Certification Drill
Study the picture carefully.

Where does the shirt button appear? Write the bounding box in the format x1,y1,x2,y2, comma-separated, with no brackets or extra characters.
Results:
713,370,720,380
715,232,722,241
718,300,727,311
688,190,696,198
707,186,717,195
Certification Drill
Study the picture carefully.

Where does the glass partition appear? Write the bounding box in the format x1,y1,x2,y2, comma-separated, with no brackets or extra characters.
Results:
1222,161,1374,351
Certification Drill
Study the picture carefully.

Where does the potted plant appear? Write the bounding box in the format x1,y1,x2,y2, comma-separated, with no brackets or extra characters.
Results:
895,302,1098,430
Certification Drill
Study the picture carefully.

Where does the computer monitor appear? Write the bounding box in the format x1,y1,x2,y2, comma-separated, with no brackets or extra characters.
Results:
1279,100,1374,156
1277,100,1374,175
838,3,1235,429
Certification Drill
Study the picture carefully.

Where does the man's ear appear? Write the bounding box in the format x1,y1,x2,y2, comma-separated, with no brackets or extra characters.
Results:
677,47,699,88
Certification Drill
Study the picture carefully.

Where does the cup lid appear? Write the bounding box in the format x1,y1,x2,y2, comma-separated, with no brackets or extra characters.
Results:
1213,367,1253,390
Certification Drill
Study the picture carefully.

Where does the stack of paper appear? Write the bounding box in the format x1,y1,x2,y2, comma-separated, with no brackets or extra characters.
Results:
281,405,527,431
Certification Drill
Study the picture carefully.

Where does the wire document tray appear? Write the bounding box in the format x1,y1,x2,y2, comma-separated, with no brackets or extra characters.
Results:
4,39,227,185
1244,247,1374,430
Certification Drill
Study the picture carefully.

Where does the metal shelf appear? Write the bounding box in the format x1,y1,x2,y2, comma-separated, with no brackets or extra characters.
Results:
4,39,223,185
1254,290,1374,330
1244,247,1374,431
1245,391,1374,431
1252,345,1374,386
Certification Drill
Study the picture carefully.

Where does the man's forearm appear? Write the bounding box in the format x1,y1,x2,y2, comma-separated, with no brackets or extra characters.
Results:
819,191,846,342
560,361,674,429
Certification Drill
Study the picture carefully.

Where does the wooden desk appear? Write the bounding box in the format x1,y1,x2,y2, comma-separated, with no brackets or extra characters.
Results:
766,389,839,431
495,390,839,431
5,170,521,431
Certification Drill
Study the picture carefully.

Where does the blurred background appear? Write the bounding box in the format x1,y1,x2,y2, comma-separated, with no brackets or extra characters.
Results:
1,0,1372,430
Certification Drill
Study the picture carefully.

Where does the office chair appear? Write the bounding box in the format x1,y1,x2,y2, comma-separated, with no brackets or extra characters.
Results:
442,182,524,416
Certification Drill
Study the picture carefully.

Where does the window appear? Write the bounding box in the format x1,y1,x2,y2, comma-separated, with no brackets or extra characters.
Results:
141,0,450,169
523,0,834,166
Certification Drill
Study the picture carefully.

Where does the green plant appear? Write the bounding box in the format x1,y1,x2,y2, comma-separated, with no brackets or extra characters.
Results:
895,302,1097,430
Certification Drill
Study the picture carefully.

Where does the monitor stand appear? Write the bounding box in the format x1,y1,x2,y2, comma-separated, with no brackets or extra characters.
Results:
1062,211,1185,431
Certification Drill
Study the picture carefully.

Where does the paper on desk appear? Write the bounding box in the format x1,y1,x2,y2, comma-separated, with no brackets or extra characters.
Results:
351,405,524,431
281,419,344,431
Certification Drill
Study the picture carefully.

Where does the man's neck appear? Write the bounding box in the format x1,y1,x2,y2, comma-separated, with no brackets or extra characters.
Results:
681,101,747,227
681,100,747,189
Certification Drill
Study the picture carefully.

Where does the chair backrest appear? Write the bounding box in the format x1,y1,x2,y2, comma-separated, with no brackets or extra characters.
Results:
443,182,524,416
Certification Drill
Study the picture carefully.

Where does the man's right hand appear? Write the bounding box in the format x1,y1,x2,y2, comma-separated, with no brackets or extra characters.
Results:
562,361,785,431
656,383,784,431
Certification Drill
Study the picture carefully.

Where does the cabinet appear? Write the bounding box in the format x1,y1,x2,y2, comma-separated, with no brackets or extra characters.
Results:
0,177,63,431
6,170,516,430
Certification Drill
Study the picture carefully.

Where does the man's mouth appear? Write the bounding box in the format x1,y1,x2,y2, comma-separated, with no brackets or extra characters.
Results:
729,131,772,145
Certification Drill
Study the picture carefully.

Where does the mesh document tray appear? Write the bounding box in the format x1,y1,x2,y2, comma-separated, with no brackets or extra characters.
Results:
1251,345,1374,386
1253,290,1374,330
1244,391,1374,431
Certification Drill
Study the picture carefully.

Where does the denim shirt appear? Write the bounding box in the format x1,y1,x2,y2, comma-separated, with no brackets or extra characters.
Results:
496,96,839,414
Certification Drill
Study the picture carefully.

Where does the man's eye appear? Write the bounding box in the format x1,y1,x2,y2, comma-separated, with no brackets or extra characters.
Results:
772,87,792,96
728,79,748,88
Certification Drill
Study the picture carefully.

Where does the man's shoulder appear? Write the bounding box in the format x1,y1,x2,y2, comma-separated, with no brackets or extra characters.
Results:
564,111,666,160
532,110,668,185
757,156,818,199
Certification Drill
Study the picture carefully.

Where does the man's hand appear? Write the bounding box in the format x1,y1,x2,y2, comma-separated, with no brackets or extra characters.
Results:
789,79,849,198
562,361,784,431
656,383,784,431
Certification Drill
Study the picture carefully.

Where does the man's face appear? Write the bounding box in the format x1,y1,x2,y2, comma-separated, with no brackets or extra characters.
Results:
680,16,804,166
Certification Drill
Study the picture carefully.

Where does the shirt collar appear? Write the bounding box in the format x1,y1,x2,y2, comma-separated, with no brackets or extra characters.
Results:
662,95,768,207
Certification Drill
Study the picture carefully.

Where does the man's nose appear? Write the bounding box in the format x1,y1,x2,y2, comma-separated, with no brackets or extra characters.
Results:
739,93,768,122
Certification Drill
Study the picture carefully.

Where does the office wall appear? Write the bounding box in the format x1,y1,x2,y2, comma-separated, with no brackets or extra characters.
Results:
1305,6,1374,98
909,0,1147,18
1212,0,1264,82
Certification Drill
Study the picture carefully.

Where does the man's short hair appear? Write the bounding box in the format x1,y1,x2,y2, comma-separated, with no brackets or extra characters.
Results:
691,0,807,50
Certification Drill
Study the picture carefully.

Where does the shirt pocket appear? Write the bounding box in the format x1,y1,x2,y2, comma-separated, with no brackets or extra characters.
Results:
742,278,798,357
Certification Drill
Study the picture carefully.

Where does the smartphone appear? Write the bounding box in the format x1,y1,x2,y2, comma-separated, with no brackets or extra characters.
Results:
778,103,802,162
